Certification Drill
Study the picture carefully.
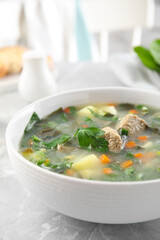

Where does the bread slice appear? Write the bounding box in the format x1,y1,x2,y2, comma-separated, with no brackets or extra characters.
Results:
0,46,54,78
0,46,27,78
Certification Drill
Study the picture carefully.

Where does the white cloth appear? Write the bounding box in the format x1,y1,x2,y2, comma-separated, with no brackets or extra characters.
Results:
22,0,99,62
108,53,160,92
0,0,99,62
22,0,65,61
0,1,21,46
1,56,160,95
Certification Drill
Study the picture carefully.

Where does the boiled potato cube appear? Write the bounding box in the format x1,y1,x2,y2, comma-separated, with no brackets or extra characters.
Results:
79,169,103,179
77,105,97,118
142,141,153,149
72,154,101,171
98,106,117,116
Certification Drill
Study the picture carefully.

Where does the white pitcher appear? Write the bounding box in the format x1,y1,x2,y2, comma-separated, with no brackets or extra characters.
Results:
18,50,57,102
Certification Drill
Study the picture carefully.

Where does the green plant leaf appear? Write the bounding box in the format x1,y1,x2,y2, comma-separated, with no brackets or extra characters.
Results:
48,108,68,123
88,108,118,122
119,128,128,136
136,104,149,113
134,46,160,72
83,117,99,127
32,134,71,149
24,112,40,133
51,161,73,173
125,152,135,159
150,39,160,65
68,106,77,116
124,166,135,176
44,134,71,149
75,127,108,152
118,103,135,110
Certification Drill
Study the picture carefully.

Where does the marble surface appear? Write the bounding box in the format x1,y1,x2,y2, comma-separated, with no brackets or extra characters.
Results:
1,62,160,240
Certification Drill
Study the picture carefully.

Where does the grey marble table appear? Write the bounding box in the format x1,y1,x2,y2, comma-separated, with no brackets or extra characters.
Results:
1,62,160,240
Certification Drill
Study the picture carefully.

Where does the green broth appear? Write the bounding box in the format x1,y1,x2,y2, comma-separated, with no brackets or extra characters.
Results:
19,103,160,181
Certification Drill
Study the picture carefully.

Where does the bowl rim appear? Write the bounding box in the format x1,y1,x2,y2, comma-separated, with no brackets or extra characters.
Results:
6,86,160,186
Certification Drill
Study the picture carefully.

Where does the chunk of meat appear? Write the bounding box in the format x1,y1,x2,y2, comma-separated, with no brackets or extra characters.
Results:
117,114,146,137
102,127,122,153
57,144,73,152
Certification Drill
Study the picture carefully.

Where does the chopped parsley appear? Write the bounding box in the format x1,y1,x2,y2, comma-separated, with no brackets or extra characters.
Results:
75,127,108,152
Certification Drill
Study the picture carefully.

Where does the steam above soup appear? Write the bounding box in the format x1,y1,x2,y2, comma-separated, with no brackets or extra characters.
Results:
19,103,160,181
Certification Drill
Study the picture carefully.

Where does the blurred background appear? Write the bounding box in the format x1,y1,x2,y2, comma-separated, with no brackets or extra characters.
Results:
0,0,159,63
1,0,160,95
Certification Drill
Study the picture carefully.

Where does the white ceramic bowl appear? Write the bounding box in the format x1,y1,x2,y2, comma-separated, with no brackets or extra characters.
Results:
6,87,160,224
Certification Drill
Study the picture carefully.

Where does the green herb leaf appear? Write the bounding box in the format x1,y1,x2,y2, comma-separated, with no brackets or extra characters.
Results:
150,39,160,65
31,135,43,149
88,108,118,122
83,117,99,127
102,115,118,122
75,127,105,139
124,167,135,176
119,128,128,136
94,137,109,152
44,134,71,149
54,112,68,123
110,116,118,121
136,104,149,113
150,118,160,128
75,127,108,152
45,121,58,128
134,46,160,72
108,163,122,171
24,112,40,133
51,161,73,173
68,106,76,116
32,135,41,142
48,108,68,123
126,152,135,159
118,103,135,110
37,158,46,166
28,149,47,165
88,108,102,118
32,134,71,149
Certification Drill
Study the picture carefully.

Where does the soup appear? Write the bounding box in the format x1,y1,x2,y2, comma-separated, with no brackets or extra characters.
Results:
19,103,160,181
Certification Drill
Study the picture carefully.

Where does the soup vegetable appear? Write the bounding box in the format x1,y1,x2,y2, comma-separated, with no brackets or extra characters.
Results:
19,103,160,181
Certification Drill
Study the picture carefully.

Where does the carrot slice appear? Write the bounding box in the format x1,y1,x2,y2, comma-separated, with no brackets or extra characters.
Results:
121,160,133,169
138,136,148,141
125,141,136,148
44,159,49,164
129,109,138,114
107,103,117,107
100,154,111,164
66,169,74,176
141,152,155,163
82,125,88,128
103,168,113,174
134,153,144,159
64,107,70,114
